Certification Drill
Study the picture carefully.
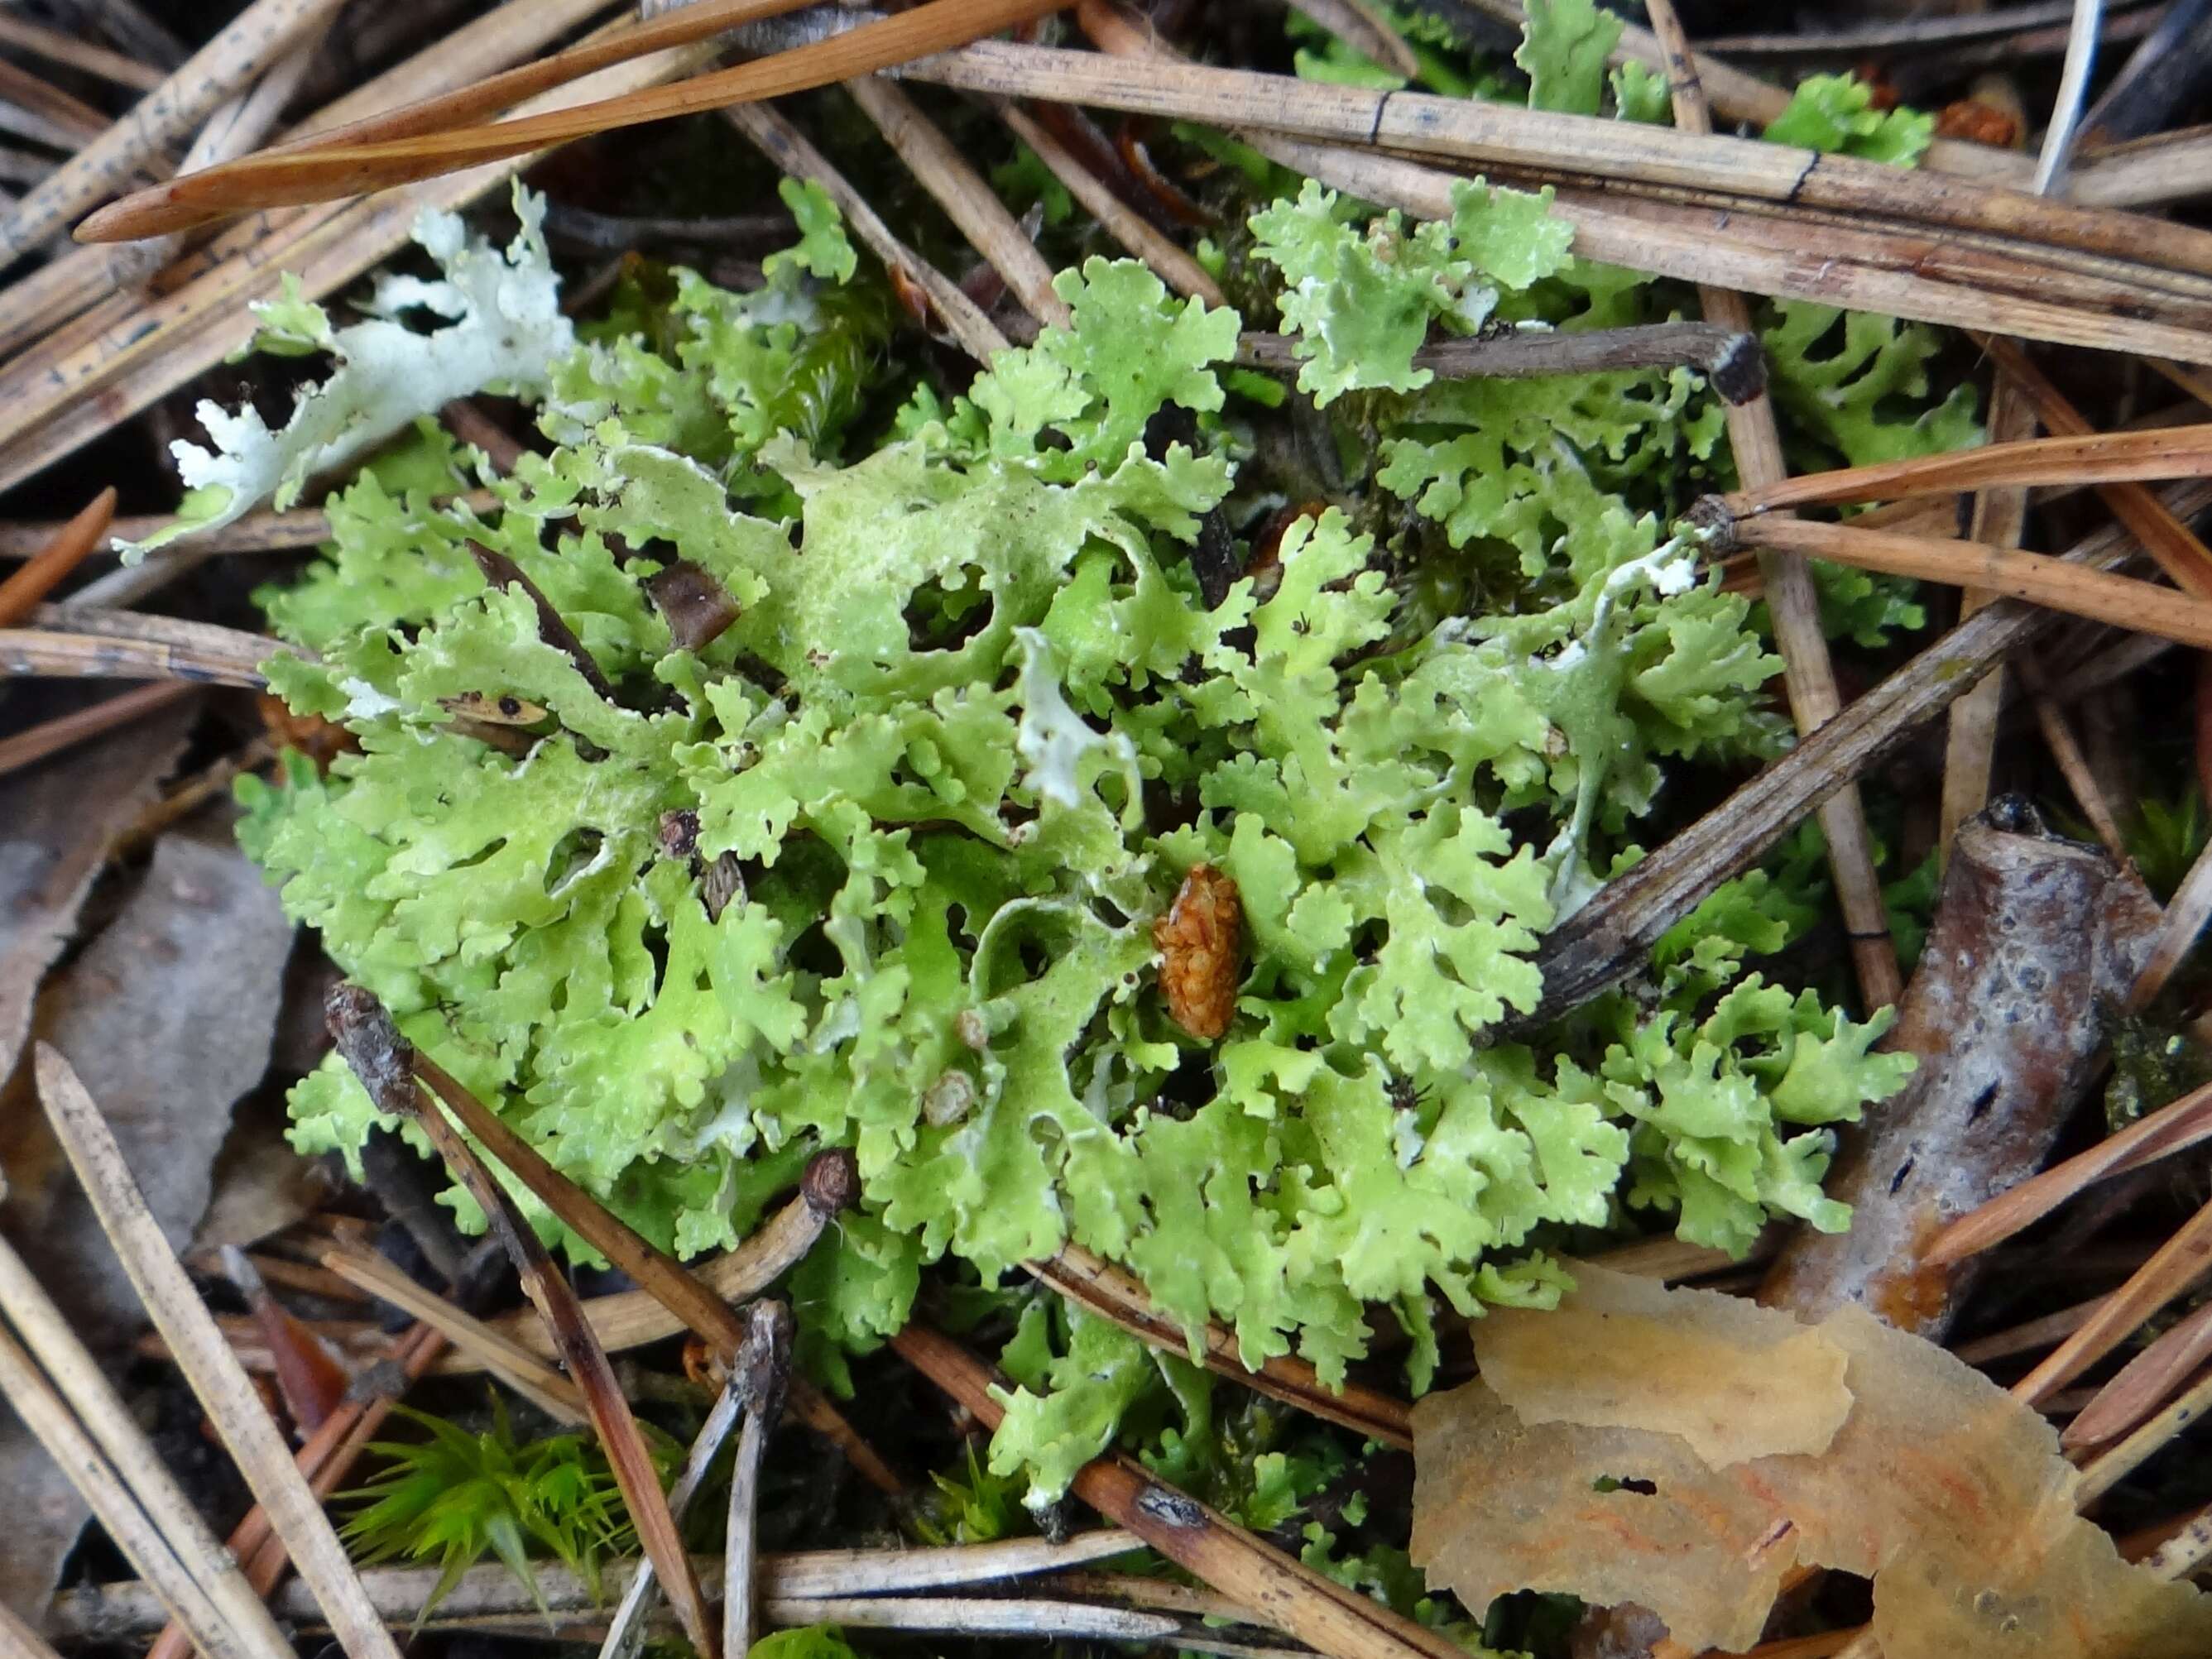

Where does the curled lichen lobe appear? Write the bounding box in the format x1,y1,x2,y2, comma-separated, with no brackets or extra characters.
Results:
1153,865,1244,1041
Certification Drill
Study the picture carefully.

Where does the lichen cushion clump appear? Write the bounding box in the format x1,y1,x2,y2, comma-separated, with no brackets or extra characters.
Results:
237,177,1912,1498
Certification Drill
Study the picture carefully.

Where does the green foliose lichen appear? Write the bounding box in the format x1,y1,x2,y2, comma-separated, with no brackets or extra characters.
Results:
236,166,1918,1503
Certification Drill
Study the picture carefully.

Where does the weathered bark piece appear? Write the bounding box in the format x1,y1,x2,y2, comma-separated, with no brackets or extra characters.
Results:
1760,801,2162,1337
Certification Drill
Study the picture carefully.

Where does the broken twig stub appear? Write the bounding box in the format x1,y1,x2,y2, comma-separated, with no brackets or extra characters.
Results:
1760,802,2162,1338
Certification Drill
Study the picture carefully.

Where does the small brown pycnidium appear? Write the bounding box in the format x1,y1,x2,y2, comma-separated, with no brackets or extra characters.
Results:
1153,864,1243,1041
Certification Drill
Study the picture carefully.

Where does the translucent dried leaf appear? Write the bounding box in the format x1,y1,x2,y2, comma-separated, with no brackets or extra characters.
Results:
1748,1302,2076,1582
1410,1381,1791,1653
1472,1263,1850,1465
1874,1522,2212,1659
1413,1263,2212,1656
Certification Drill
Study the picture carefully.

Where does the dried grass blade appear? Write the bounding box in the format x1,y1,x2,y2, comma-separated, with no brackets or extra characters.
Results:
1726,513,2212,650
0,1321,247,1659
1922,1079,2212,1267
319,1242,587,1423
324,987,717,1659
0,487,114,626
30,1043,401,1659
78,0,1064,242
893,1323,1466,1659
1029,1245,1413,1449
2013,1189,2212,1402
1731,424,2212,514
0,1227,294,1659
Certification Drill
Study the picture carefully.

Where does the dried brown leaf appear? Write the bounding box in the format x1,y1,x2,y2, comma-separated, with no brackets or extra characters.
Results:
1412,1266,2212,1657
1472,1266,1850,1465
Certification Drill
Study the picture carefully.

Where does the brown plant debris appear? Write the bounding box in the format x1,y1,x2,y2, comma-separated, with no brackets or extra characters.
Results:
1411,1263,2212,1657
1153,863,1242,1041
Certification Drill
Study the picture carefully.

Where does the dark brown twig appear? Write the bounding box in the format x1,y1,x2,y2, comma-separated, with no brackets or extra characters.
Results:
400,1040,899,1495
325,986,717,1658
725,1299,793,1659
1234,321,1765,404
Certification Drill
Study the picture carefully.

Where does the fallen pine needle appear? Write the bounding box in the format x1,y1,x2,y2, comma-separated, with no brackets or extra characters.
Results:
0,1321,255,1659
894,1322,1467,1659
599,1381,746,1659
404,1038,901,1496
77,0,1064,240
0,487,115,626
2013,1187,2212,1403
319,1241,587,1423
1029,1244,1413,1449
2067,1299,2212,1447
1729,422,2212,515
1716,512,2212,650
0,681,201,779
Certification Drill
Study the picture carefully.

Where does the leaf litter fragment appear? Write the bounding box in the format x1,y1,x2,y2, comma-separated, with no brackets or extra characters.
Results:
1410,1263,2212,1657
